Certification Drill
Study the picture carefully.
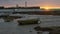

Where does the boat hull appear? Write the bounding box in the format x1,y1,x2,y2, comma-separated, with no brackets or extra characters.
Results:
17,19,38,25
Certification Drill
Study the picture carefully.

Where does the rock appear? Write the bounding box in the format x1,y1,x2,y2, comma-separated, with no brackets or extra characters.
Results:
34,26,41,31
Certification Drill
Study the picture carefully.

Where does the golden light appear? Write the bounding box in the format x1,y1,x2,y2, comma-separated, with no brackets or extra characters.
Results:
41,7,51,11
44,7,49,10
43,7,51,11
41,7,51,9
41,5,52,9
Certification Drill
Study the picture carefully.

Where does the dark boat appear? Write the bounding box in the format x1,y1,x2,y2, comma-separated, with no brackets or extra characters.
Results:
17,18,39,25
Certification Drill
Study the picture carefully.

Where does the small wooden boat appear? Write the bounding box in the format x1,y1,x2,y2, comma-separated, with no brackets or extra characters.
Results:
17,17,39,25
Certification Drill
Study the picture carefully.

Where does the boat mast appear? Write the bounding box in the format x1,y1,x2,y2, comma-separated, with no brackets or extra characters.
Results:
25,1,27,7
16,4,19,8
14,4,19,12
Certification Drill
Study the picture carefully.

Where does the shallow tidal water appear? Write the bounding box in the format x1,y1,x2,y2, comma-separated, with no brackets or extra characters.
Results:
0,15,60,34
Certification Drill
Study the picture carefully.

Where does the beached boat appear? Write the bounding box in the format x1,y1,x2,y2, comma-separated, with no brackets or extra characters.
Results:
17,17,40,25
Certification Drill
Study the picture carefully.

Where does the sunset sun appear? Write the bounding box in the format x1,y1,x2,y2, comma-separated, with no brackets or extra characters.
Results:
41,6,51,9
45,7,49,10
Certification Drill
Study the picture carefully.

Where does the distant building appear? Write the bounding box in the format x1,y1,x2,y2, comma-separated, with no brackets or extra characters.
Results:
14,7,40,12
5,6,40,12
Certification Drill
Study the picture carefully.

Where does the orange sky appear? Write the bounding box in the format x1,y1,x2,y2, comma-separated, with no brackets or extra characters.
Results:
3,3,60,9
4,4,60,9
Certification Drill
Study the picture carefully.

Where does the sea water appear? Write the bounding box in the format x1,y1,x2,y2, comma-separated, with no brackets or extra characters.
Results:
0,15,60,34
